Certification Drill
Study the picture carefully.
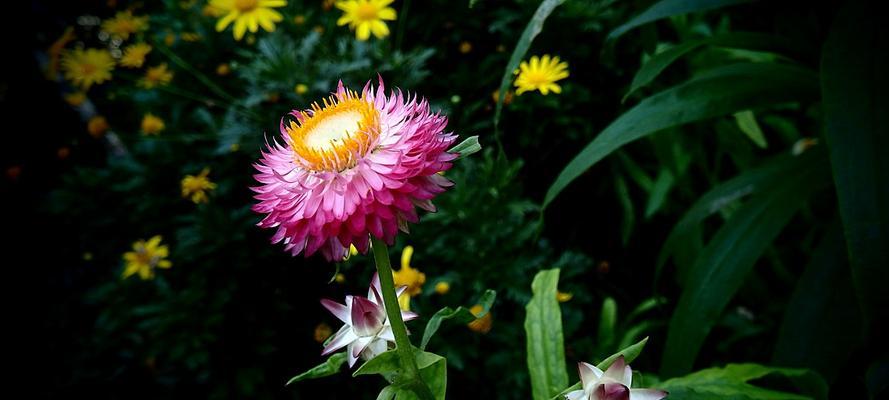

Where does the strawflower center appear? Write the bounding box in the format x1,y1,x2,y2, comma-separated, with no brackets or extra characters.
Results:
235,0,259,12
287,90,380,172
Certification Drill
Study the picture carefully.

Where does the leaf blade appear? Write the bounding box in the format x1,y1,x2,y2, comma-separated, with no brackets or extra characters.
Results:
525,269,569,400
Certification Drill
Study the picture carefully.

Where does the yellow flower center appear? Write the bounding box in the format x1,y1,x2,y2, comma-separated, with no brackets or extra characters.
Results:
286,90,379,172
522,70,551,86
235,0,259,12
356,3,379,21
80,63,97,75
133,247,157,267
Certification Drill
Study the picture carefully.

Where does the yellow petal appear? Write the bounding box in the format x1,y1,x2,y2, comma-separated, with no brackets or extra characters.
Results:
234,18,247,40
370,20,390,38
216,11,238,32
356,22,371,41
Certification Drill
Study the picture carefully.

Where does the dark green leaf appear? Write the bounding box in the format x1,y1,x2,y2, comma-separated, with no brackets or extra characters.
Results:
607,0,757,42
544,62,819,209
597,297,617,350
821,0,889,339
644,169,675,218
525,269,569,400
286,353,348,385
420,289,496,350
658,364,827,400
734,110,768,148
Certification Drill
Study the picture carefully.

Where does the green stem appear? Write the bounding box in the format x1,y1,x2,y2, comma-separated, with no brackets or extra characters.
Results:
394,0,411,51
370,237,434,400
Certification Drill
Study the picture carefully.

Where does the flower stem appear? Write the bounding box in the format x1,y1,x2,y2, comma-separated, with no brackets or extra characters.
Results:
370,237,434,400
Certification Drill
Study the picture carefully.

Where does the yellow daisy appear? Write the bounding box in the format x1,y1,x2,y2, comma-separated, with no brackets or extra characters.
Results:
181,168,218,204
64,92,87,106
61,48,115,90
122,235,172,280
393,245,426,297
88,115,110,138
211,0,286,41
514,55,569,95
102,11,149,40
335,0,397,41
434,281,450,295
141,113,165,135
139,63,174,89
120,43,152,68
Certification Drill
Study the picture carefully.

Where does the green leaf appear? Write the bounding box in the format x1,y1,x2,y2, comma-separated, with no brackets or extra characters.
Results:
543,62,819,209
773,221,864,383
448,135,482,160
658,364,827,400
734,110,768,148
420,289,496,350
597,297,617,350
353,350,400,377
550,337,650,400
625,32,800,100
644,169,675,218
607,0,757,43
821,0,889,339
417,352,447,400
654,144,826,286
525,269,569,400
354,348,447,400
615,175,635,246
286,352,348,385
660,160,831,377
494,0,566,135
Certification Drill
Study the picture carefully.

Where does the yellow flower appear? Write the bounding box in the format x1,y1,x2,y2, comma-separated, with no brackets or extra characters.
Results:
120,43,152,68
335,0,397,41
434,281,450,295
293,14,306,25
164,32,177,46
491,89,514,105
212,0,286,41
313,322,333,343
181,168,217,204
294,83,308,95
514,55,569,95
467,304,492,334
122,235,172,280
312,25,325,34
64,92,87,106
393,245,426,297
61,48,115,90
88,115,110,138
458,41,472,54
335,272,346,283
141,113,165,135
140,64,174,89
556,291,573,302
102,11,149,40
322,0,335,11
216,63,231,76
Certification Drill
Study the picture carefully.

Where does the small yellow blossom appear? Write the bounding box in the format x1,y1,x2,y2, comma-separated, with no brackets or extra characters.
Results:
556,291,573,302
458,41,472,54
216,63,231,76
312,25,325,34
491,89,514,105
514,55,569,95
335,0,397,41
313,322,333,343
164,32,177,46
294,83,308,95
120,43,152,68
467,304,492,334
102,11,149,40
61,48,115,90
211,0,286,41
181,168,217,204
293,15,306,25
88,116,110,138
335,273,346,283
393,245,426,297
434,281,450,295
141,113,165,135
64,92,87,106
140,63,174,89
322,0,335,11
122,235,172,280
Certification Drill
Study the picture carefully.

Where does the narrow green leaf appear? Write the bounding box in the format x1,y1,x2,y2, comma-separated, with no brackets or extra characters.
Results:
420,290,496,350
525,269,569,400
543,62,819,209
550,337,650,400
597,297,617,350
615,175,635,246
734,110,768,148
286,352,348,385
773,221,864,383
821,0,889,339
625,32,800,100
644,169,675,218
494,0,566,136
660,161,831,377
658,364,827,400
607,0,757,43
448,135,482,160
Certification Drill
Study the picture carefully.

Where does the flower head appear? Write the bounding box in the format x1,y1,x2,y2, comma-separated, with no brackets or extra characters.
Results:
314,322,333,343
181,168,217,203
141,113,165,135
61,48,115,90
88,115,110,138
565,356,667,400
140,63,174,89
120,43,152,68
122,235,172,280
212,0,286,41
320,273,418,367
335,0,396,41
102,11,149,40
515,55,569,95
64,92,87,106
393,245,426,296
252,78,458,261
434,281,450,294
467,304,492,334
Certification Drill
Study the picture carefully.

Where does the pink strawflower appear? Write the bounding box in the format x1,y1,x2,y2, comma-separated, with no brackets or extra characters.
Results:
252,77,458,261
565,356,668,400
